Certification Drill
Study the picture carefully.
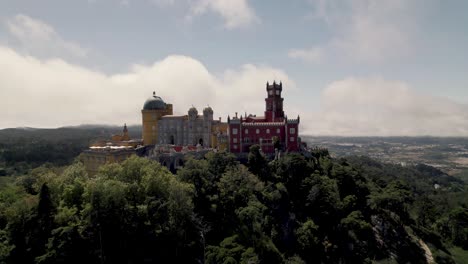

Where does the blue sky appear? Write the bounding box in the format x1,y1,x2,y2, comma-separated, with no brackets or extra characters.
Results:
0,0,468,136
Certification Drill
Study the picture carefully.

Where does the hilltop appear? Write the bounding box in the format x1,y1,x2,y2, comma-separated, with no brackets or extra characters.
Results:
0,148,467,263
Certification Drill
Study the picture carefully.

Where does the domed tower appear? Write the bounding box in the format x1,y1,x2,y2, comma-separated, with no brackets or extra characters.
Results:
203,106,213,121
141,91,173,145
188,106,198,121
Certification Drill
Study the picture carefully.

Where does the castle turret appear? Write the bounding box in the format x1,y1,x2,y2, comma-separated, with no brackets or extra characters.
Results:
141,91,173,145
122,123,129,140
265,81,284,122
203,106,213,121
188,106,198,121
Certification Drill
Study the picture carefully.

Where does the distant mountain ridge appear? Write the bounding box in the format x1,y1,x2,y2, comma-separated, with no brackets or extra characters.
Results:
0,125,143,174
0,124,143,143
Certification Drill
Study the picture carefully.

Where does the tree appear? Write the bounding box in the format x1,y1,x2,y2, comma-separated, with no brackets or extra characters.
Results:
295,219,320,261
35,183,56,257
247,145,269,181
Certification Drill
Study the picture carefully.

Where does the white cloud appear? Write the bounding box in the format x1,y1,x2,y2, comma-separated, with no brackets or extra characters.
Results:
189,0,259,29
0,45,292,128
306,77,468,136
288,47,323,63
5,14,88,59
302,0,423,63
2,44,467,136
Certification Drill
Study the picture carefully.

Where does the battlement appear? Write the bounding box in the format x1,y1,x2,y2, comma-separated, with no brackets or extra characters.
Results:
266,80,282,90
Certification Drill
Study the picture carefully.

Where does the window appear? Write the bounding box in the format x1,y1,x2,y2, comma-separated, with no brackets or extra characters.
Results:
276,90,280,95
232,128,238,135
233,138,237,143
152,125,156,131
266,129,270,134
245,129,249,134
268,90,273,95
276,128,280,134
290,137,295,142
289,128,295,134
233,145,238,149
256,129,260,134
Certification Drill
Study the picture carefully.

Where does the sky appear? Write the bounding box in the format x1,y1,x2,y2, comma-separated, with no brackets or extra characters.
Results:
0,0,468,136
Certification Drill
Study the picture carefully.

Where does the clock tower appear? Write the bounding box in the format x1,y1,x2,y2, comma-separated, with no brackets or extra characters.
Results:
264,81,285,122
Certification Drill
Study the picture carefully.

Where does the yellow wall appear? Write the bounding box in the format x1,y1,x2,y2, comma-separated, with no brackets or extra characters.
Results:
141,104,173,145
81,151,135,176
211,122,229,151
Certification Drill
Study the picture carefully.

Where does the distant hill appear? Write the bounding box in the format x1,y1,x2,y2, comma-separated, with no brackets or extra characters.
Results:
0,125,142,175
0,124,142,143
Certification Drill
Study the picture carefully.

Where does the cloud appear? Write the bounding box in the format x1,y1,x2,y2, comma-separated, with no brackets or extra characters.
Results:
288,47,323,63
306,77,468,136
0,45,292,128
4,14,88,59
300,0,423,63
188,0,259,29
2,44,467,136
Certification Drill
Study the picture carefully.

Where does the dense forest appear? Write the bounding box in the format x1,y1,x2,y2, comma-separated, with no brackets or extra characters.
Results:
0,145,467,263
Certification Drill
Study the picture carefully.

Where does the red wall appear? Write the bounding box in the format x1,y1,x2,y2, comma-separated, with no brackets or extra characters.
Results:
228,123,299,153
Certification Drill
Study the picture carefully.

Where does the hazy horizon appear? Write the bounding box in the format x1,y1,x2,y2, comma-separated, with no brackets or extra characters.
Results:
4,124,468,139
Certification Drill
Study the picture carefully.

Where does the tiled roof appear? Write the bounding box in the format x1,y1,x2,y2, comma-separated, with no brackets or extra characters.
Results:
242,122,285,126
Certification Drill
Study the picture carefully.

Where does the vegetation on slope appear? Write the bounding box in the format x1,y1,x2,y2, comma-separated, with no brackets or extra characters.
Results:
0,147,467,263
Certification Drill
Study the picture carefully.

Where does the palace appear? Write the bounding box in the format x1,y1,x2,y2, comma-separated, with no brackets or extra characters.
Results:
141,92,228,149
81,81,301,174
80,124,142,175
228,81,300,154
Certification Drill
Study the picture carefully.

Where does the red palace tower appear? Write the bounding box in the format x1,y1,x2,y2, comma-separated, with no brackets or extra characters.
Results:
227,81,300,153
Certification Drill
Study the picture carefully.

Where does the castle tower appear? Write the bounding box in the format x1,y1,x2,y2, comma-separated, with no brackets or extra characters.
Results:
141,91,173,145
203,106,213,121
122,123,130,141
264,81,284,122
203,106,214,147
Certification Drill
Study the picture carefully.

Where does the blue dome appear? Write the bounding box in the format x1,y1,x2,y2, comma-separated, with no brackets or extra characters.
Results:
143,92,166,110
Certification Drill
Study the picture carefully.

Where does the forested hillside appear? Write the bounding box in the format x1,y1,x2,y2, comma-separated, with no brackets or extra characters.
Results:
0,125,141,175
0,148,466,263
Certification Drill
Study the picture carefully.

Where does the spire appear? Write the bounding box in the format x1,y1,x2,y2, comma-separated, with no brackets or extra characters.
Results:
123,123,129,140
